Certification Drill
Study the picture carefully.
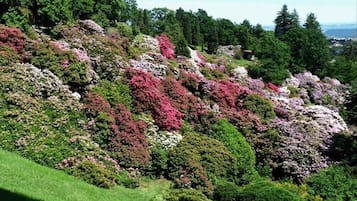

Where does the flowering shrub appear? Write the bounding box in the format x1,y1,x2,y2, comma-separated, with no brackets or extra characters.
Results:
178,70,202,94
267,82,280,93
84,93,150,168
210,80,251,109
0,26,25,55
161,77,206,123
126,69,183,131
156,34,175,59
271,105,348,180
110,104,150,168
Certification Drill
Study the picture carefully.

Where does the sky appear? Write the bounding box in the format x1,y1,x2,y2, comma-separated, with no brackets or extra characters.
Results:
135,0,357,26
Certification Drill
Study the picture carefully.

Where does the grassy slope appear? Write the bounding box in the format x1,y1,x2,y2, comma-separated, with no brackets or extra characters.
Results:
0,149,170,201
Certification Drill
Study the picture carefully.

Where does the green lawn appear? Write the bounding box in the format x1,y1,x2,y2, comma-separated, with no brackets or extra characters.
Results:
0,149,171,201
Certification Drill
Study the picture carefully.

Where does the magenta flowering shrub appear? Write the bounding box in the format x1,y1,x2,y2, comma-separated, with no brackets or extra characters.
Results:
156,34,175,59
110,104,150,168
210,80,251,110
179,70,202,93
267,82,280,93
84,93,150,168
161,77,206,123
126,69,183,131
0,26,25,59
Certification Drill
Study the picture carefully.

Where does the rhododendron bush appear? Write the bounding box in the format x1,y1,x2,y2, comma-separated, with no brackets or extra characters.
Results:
84,93,150,168
0,26,25,55
156,34,175,59
126,69,183,131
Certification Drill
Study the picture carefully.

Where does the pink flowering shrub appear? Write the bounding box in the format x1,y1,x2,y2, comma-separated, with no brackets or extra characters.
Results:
84,93,150,168
179,70,202,93
110,104,150,167
161,77,206,123
126,69,183,131
210,80,251,109
0,26,25,59
267,82,280,93
196,51,206,66
156,34,175,59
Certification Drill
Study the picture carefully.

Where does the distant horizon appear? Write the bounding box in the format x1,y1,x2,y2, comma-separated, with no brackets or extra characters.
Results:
136,0,357,26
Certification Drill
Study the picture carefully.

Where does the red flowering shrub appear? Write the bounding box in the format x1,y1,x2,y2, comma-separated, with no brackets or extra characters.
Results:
0,26,25,58
211,80,251,109
267,82,280,93
84,93,150,168
196,51,206,66
84,93,112,116
161,77,206,123
126,69,183,131
156,34,175,59
110,104,150,168
179,70,201,93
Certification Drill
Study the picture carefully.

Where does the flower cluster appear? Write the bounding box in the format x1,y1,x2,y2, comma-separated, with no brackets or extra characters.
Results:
126,69,183,131
156,34,175,59
0,26,25,60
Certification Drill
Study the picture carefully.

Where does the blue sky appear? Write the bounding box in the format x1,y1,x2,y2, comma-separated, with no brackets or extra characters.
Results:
136,0,356,26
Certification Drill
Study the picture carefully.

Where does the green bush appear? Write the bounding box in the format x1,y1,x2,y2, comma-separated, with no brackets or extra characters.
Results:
117,170,140,189
306,165,357,201
70,160,116,188
0,45,20,66
31,45,90,88
213,180,240,201
91,112,113,149
236,180,303,201
249,59,290,85
148,145,168,177
1,7,31,33
168,132,237,194
164,189,211,201
243,94,276,123
91,79,133,110
208,119,257,184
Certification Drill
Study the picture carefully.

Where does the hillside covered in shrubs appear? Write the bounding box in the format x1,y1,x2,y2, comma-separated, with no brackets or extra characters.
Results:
0,1,356,201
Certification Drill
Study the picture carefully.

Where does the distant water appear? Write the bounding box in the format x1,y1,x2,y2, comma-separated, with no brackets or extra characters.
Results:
264,24,357,39
324,29,357,38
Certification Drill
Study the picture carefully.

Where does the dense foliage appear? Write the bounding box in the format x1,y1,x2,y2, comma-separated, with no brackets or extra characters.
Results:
0,1,356,200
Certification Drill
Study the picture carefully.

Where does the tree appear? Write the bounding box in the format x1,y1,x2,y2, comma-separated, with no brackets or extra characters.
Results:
274,4,299,38
217,18,236,45
302,28,330,74
304,13,321,31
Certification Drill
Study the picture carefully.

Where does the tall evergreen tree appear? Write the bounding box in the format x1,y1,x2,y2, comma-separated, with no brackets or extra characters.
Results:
274,4,297,38
304,13,321,31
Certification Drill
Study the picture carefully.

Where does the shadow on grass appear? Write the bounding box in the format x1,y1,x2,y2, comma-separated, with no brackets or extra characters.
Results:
0,188,43,201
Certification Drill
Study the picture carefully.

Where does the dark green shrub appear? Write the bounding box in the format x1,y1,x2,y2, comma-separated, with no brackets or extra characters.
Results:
91,79,133,110
91,112,113,148
0,45,20,66
117,171,140,189
168,132,237,194
164,189,210,201
1,7,31,34
243,94,276,123
329,133,357,166
31,45,90,88
70,160,117,188
236,180,303,201
208,119,257,184
249,59,290,85
306,165,357,201
213,180,240,201
148,145,168,177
